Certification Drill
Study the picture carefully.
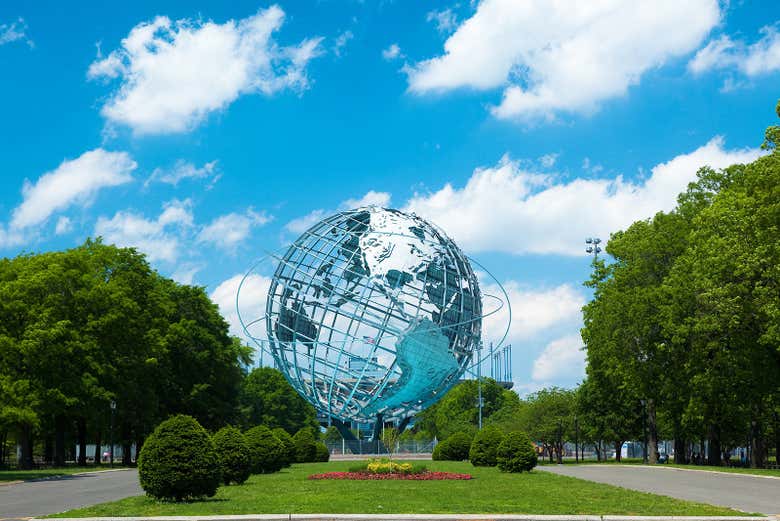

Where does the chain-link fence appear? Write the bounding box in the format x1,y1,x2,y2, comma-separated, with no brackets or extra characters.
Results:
325,439,438,455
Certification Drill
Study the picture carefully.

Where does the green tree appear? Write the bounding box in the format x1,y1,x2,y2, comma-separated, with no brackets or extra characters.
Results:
416,379,515,440
239,367,318,433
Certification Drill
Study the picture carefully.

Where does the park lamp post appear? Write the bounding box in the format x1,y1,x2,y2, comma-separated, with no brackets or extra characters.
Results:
477,341,484,430
585,237,602,260
640,399,648,464
110,400,116,468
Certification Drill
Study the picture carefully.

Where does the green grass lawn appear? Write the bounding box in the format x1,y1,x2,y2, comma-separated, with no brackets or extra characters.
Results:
51,460,747,517
0,466,116,482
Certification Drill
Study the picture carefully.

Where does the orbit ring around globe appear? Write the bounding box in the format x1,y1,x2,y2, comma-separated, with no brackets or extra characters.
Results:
236,206,511,424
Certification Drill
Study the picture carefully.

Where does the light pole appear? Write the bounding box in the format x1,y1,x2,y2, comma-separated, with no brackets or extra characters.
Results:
575,415,579,463
642,400,649,462
110,400,116,468
477,341,484,430
585,237,602,259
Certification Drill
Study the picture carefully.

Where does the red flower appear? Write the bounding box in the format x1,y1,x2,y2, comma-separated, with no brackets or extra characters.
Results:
307,471,472,480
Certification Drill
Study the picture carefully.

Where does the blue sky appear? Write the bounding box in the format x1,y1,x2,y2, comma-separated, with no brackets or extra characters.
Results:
1,0,778,394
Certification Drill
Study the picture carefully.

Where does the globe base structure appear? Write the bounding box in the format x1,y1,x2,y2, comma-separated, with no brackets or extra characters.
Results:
238,206,511,432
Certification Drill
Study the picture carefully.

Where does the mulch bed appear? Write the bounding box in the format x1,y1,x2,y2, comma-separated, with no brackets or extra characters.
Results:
308,471,472,480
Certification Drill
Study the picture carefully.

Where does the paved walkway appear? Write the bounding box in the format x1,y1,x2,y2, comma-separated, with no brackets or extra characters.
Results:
537,465,780,515
0,468,141,519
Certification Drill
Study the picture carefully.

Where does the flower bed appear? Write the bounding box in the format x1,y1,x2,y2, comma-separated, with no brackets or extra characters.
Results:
308,470,472,480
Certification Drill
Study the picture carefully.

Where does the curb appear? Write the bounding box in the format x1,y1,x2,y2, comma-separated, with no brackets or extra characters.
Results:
31,514,780,521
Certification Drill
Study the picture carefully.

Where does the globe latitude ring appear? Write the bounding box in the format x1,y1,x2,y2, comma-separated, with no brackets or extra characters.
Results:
237,206,511,424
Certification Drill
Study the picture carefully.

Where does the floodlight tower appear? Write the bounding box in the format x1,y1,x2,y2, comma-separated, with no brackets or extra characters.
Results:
585,237,602,260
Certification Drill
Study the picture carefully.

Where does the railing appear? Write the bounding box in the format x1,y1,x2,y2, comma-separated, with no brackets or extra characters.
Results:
325,439,438,455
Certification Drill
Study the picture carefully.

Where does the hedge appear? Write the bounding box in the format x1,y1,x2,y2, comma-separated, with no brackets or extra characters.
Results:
138,415,221,501
496,431,538,473
212,426,251,485
469,425,505,466
244,425,285,473
432,431,472,461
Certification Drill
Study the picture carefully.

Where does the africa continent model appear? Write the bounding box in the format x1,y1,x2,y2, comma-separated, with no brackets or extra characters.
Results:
244,206,486,423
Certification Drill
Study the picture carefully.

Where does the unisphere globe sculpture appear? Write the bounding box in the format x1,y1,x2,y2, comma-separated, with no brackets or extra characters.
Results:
238,206,503,424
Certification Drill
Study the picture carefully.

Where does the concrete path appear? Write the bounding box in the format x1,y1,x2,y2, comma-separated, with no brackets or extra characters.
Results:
0,468,141,519
537,465,780,515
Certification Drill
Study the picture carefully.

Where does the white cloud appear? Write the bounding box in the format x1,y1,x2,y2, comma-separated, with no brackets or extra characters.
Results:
405,138,762,256
482,281,584,345
688,26,780,78
285,191,392,235
532,334,585,382
95,199,193,263
539,153,558,168
146,160,220,188
426,8,458,35
382,43,403,61
171,263,202,285
0,18,32,47
11,149,136,230
211,273,272,341
407,0,721,120
197,209,271,250
88,6,323,135
285,209,327,235
340,190,391,209
333,30,353,58
55,217,72,235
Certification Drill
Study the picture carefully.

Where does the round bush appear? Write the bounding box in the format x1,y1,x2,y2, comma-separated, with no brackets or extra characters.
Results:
315,442,330,462
293,427,318,463
272,427,295,467
212,426,251,485
138,415,221,501
469,426,505,467
244,425,284,473
496,431,538,473
432,431,472,461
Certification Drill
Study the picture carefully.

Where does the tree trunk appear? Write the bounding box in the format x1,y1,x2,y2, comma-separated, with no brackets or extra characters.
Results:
94,429,102,465
0,430,6,467
44,435,53,465
121,423,132,466
54,415,67,466
647,399,659,464
674,437,687,464
76,417,87,466
134,433,145,464
707,424,721,466
614,440,622,462
19,423,34,470
750,420,765,468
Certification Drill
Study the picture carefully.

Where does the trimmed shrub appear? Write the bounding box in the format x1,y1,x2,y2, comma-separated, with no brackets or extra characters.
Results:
315,442,330,462
212,426,251,485
432,431,472,461
272,427,295,467
138,415,221,501
293,427,318,463
245,425,284,473
469,426,505,467
496,431,538,473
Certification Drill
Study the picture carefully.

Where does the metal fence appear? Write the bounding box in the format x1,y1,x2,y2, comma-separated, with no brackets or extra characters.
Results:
325,439,438,455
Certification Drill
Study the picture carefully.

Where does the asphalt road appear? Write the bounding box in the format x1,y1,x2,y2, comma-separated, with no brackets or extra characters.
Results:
538,464,780,515
0,468,141,519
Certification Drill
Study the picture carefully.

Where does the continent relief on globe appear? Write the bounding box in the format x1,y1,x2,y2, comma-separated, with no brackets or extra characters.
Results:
363,317,460,416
